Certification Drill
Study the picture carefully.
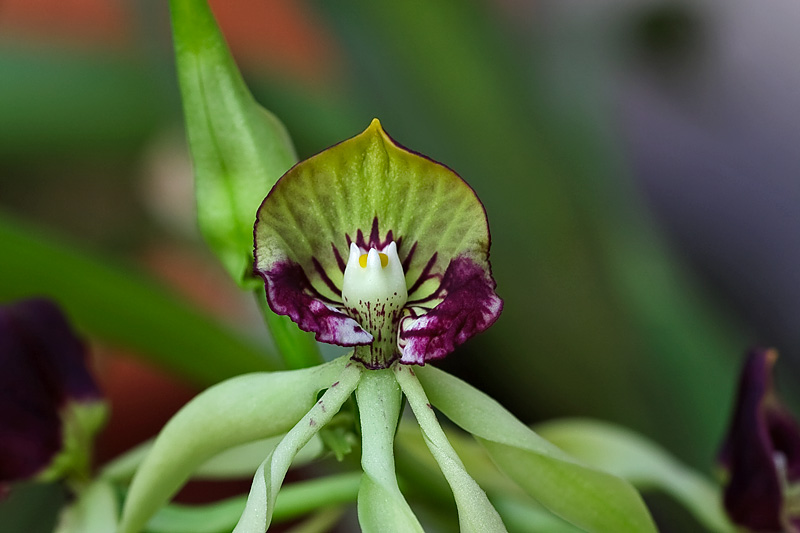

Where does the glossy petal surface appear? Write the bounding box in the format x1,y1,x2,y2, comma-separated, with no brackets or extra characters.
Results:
255,119,500,362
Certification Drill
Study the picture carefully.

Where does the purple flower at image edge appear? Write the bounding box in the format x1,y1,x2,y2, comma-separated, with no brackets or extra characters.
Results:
718,348,800,532
0,298,105,498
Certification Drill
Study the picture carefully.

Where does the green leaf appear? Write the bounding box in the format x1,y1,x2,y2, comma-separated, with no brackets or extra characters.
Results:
233,361,362,532
118,356,348,533
355,369,423,532
0,48,163,158
169,0,297,288
0,481,66,533
536,418,735,533
0,211,277,384
283,508,347,533
415,365,657,533
395,366,507,532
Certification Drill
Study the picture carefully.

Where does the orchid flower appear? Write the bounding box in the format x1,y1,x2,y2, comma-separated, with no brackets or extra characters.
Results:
718,348,800,532
253,118,501,370
118,119,656,533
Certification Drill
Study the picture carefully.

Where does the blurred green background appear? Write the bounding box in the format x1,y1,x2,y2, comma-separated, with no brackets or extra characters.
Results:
2,0,799,529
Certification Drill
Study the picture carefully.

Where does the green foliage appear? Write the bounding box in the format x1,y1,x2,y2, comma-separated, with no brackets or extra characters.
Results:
537,419,735,532
0,212,277,383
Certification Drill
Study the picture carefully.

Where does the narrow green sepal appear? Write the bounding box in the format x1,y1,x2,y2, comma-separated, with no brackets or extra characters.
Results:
356,369,423,533
415,365,657,533
118,357,347,533
169,0,297,287
537,418,735,533
395,366,507,532
232,361,362,533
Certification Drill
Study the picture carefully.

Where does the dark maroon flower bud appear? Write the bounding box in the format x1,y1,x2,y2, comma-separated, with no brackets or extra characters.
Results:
718,348,800,532
0,298,106,497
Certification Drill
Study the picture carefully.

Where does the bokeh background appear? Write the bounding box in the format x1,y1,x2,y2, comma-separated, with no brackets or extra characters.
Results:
1,0,798,530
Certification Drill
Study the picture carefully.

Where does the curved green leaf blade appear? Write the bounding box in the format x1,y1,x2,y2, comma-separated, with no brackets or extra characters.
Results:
118,357,347,533
536,418,734,533
415,365,657,533
233,362,362,533
169,0,297,288
0,211,276,384
356,369,423,532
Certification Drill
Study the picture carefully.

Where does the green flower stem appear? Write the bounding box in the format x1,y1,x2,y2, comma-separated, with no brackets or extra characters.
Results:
255,290,322,369
233,362,363,533
355,369,423,532
393,365,507,533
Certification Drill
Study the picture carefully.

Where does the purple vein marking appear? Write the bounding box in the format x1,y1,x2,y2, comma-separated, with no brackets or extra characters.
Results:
402,242,417,272
406,253,438,296
312,257,343,297
368,217,380,246
331,243,347,273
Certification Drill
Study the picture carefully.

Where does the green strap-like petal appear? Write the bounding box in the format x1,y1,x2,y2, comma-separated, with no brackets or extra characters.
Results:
415,365,658,533
117,357,347,533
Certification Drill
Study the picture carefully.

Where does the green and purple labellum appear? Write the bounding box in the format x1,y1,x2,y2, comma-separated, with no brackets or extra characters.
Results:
718,348,800,532
254,119,501,369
